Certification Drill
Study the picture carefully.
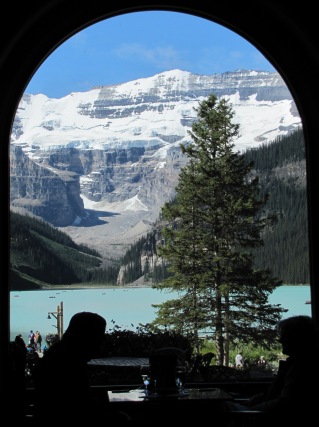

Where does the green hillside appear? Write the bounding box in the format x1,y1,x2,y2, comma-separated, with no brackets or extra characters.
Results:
10,211,120,289
246,127,308,284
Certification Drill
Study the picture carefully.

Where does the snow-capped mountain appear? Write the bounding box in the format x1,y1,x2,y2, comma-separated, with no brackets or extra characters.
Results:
12,69,300,153
10,69,301,258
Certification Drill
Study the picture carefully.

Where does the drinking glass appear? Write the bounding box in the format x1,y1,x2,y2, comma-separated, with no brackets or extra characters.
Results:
140,364,151,395
175,366,187,395
142,374,150,395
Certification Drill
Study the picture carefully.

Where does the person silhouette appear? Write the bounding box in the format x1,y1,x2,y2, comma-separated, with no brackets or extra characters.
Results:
35,331,43,352
28,330,35,349
10,334,28,419
235,352,244,369
229,315,319,426
33,311,128,424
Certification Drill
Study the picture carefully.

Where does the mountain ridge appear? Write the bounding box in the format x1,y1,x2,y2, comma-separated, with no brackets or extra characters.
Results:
10,69,302,258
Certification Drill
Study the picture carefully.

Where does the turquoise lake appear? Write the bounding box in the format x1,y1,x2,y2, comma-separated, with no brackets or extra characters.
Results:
10,285,311,342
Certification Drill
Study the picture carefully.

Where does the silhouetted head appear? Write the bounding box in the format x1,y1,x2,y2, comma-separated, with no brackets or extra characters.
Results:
15,334,25,346
63,312,107,359
277,315,319,356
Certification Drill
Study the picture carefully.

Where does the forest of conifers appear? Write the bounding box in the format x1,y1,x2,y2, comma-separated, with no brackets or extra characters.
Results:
10,127,308,289
121,127,308,286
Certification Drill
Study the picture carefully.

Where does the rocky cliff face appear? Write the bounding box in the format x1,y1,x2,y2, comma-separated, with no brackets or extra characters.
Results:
10,69,301,239
10,143,187,227
10,146,84,226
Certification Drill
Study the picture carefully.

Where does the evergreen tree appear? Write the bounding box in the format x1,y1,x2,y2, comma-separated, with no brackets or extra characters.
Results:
150,94,287,365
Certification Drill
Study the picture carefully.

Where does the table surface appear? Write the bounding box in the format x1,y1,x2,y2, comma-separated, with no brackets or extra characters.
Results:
88,357,149,367
108,387,234,402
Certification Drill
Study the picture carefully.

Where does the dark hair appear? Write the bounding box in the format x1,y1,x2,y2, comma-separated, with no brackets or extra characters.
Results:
63,311,106,341
277,315,319,347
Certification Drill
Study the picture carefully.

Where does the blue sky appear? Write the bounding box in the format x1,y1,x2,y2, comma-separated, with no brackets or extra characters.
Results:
25,11,275,99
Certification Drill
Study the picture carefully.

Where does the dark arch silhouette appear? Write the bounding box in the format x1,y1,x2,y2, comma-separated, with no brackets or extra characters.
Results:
1,1,318,406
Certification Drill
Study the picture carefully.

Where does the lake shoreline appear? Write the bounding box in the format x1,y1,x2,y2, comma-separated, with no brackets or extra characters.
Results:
37,282,152,291
21,282,309,292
